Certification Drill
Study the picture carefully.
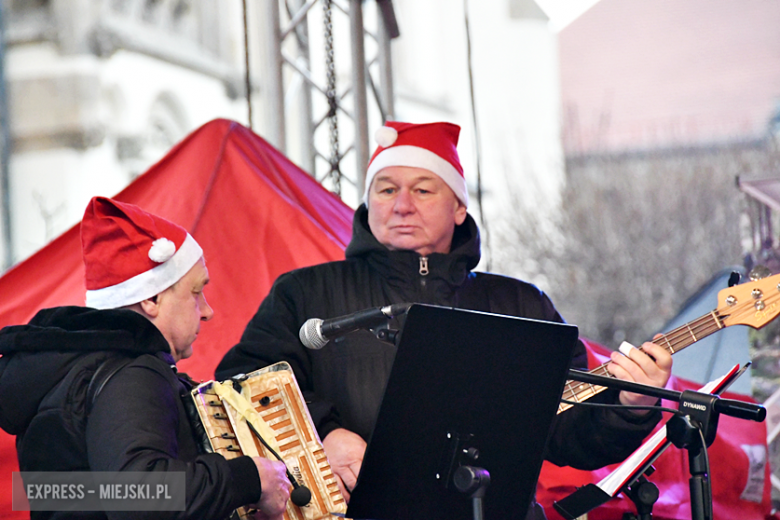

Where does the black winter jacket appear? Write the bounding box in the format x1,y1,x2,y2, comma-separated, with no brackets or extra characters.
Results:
217,205,661,467
0,306,261,520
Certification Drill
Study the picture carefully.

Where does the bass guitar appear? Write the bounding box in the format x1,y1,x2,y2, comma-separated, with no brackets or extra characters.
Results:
558,269,780,413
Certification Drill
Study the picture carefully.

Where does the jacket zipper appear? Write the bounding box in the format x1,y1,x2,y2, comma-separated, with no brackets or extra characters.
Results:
419,256,429,291
419,256,429,275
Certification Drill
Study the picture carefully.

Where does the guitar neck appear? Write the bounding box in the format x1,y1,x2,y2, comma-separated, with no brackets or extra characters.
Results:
557,310,725,414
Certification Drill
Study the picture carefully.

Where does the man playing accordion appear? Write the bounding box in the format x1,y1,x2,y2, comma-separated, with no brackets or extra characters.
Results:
0,197,291,519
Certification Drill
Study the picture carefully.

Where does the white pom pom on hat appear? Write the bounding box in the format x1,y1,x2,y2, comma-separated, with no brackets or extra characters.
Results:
375,126,398,148
148,237,176,263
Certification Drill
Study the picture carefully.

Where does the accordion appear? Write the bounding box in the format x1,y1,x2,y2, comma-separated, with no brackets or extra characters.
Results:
190,362,347,520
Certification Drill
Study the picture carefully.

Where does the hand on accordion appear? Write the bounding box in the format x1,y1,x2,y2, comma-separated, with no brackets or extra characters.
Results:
191,364,349,518
322,427,367,502
250,456,292,520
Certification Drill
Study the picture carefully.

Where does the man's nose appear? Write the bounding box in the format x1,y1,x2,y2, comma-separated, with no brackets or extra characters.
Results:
393,189,414,213
200,295,214,321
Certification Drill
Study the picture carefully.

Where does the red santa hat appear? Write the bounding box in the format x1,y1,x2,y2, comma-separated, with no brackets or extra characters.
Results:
81,196,203,309
364,121,468,207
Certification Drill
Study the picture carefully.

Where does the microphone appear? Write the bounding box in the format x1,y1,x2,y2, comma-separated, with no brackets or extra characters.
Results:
299,303,411,350
290,483,312,507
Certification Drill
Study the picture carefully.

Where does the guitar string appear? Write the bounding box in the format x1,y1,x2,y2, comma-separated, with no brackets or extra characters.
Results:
562,320,721,399
560,289,780,407
648,284,780,353
561,315,720,402
663,287,780,352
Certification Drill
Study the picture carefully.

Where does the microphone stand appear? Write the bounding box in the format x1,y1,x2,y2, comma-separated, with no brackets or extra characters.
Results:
453,465,490,520
564,369,765,520
374,325,401,345
622,473,659,520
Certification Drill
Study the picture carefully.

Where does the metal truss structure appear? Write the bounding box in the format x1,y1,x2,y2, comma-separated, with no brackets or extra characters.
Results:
258,0,398,201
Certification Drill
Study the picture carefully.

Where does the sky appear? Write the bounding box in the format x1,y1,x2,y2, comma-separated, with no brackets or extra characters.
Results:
534,0,601,31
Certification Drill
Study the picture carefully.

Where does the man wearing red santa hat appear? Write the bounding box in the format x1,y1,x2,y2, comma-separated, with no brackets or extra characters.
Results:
218,121,672,520
0,197,290,519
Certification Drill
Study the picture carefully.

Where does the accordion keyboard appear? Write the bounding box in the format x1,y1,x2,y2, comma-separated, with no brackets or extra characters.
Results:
192,362,346,520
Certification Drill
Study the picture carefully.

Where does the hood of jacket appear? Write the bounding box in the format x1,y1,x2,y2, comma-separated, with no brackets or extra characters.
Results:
0,306,169,435
344,204,481,298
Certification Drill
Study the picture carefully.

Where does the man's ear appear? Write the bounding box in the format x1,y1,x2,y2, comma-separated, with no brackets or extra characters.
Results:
454,202,467,226
138,296,161,318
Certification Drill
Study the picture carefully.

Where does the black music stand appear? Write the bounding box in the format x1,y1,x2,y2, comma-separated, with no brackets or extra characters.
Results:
346,304,579,520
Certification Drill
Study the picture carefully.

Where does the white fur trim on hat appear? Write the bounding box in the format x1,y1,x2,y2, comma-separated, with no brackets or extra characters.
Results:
85,233,203,309
363,145,469,207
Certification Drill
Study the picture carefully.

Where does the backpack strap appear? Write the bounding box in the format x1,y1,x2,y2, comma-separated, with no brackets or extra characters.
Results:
85,354,134,415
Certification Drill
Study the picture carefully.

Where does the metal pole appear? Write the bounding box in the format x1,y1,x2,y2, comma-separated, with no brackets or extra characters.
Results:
262,0,286,151
0,2,12,270
463,0,490,269
290,0,315,174
349,0,369,196
242,0,253,129
376,4,394,121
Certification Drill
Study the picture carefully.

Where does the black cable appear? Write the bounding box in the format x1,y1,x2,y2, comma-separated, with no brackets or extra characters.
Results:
696,427,711,479
245,421,312,507
696,426,713,520
463,0,490,270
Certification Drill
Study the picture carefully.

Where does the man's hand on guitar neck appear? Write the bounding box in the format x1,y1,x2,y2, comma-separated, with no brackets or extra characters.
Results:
607,337,673,413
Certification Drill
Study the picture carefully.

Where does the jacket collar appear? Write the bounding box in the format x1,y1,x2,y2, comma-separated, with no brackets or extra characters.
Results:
344,204,481,288
0,306,170,356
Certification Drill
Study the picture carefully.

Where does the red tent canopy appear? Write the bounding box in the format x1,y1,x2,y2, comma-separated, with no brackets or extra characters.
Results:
0,118,353,380
0,119,771,519
0,119,353,518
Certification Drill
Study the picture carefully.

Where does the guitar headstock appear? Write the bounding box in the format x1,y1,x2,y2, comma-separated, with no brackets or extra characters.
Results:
718,271,780,329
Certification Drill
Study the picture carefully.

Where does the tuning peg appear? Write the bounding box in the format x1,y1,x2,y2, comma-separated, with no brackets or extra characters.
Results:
749,265,772,281
728,271,741,287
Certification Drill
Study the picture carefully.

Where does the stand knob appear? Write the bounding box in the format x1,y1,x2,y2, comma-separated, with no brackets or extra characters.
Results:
453,465,490,498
